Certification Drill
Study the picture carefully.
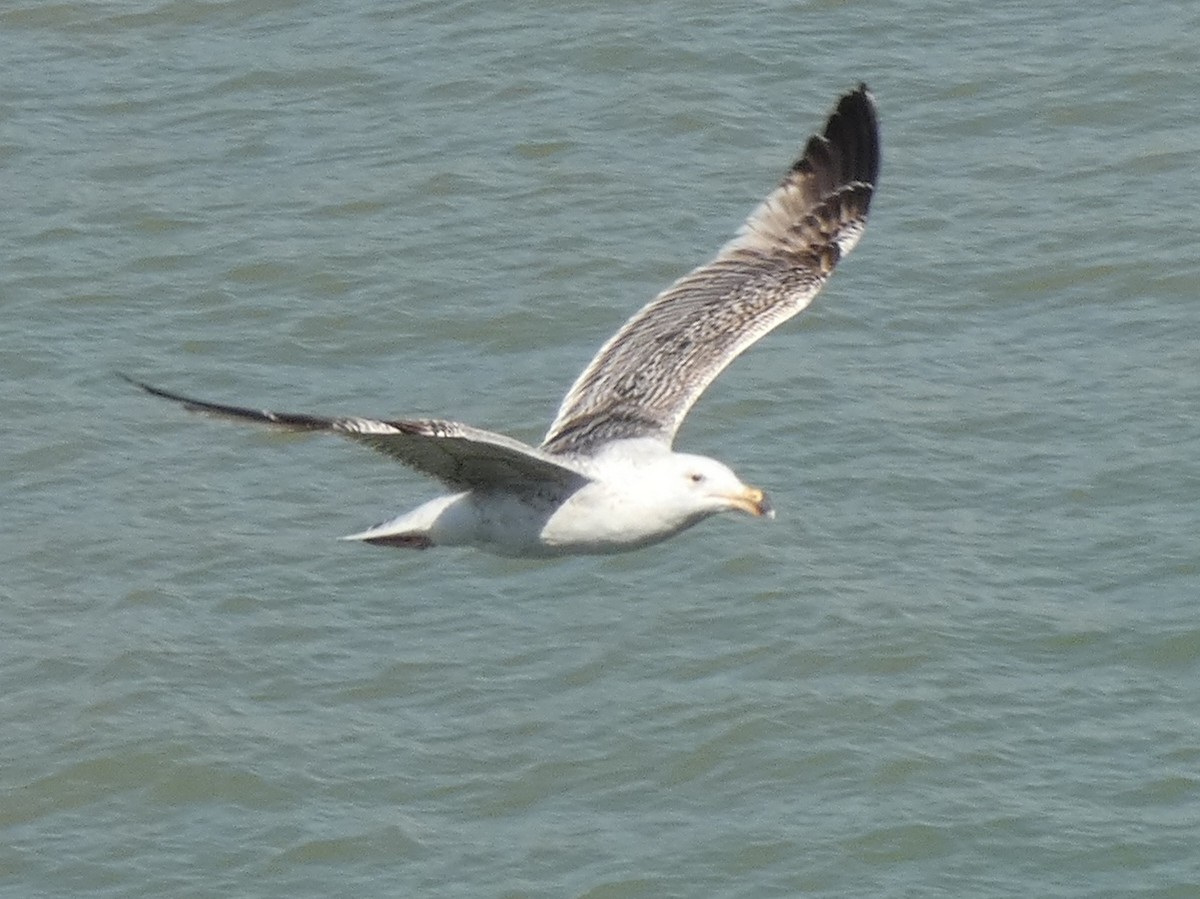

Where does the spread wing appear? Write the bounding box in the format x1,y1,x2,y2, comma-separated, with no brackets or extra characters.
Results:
541,84,880,456
122,375,588,492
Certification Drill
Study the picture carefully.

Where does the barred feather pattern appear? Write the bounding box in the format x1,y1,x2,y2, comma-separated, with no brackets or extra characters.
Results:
541,85,879,456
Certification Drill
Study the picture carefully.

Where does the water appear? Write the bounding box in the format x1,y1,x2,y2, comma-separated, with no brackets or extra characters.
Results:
4,0,1199,895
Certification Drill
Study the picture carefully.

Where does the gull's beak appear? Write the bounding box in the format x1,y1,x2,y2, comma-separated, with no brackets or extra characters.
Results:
730,486,775,519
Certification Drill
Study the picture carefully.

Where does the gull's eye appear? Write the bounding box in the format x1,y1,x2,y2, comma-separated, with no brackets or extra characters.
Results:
689,472,705,484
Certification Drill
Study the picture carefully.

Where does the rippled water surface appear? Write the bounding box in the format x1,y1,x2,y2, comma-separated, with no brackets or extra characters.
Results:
4,0,1200,896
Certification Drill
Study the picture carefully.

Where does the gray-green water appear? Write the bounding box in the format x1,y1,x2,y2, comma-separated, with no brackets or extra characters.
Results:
5,0,1200,896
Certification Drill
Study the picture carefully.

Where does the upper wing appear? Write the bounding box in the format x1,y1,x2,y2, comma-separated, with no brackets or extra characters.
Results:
123,375,589,493
540,84,879,455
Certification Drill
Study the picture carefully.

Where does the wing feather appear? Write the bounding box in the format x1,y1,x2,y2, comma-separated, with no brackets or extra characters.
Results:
122,375,588,492
541,84,879,455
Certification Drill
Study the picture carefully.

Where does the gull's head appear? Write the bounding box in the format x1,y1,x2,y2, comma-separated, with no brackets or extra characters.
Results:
668,453,775,521
583,442,775,544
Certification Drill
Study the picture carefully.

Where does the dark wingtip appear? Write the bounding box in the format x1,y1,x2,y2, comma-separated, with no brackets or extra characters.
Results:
118,370,159,395
826,82,881,187
118,371,191,404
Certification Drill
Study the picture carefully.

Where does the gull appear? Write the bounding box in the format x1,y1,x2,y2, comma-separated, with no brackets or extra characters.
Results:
125,84,879,557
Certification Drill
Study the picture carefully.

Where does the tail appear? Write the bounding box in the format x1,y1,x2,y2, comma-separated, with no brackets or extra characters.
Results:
341,524,434,550
342,530,434,550
340,494,463,550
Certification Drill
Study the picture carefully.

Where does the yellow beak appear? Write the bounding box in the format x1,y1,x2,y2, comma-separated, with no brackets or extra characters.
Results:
730,486,775,519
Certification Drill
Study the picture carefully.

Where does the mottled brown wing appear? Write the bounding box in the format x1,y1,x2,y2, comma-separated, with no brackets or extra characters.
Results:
123,375,588,492
541,84,879,455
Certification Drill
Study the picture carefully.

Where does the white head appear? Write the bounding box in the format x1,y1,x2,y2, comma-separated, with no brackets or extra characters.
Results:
542,442,775,553
651,452,775,526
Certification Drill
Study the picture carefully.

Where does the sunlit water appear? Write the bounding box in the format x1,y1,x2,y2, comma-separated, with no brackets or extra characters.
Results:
4,0,1199,896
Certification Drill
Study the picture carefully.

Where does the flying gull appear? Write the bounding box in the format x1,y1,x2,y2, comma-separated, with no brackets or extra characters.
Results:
126,84,880,556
